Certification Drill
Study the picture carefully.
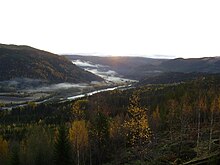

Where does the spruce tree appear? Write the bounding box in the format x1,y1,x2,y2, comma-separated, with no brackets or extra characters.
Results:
54,125,72,165
10,145,20,165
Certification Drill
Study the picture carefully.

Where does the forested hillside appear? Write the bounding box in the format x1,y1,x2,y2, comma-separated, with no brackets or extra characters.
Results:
0,44,103,83
0,75,220,164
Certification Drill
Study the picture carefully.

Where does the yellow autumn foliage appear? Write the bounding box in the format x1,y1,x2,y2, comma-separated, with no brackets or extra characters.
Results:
123,93,152,146
72,100,88,120
69,120,89,151
0,137,8,160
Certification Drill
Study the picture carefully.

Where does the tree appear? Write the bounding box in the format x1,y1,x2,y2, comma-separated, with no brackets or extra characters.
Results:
0,136,9,164
167,99,179,141
208,95,219,152
123,93,152,162
71,100,89,120
27,102,37,109
90,111,110,165
10,142,20,165
0,102,5,107
69,120,89,165
54,125,72,165
124,93,152,146
196,94,206,156
109,115,125,144
109,115,126,164
21,125,53,165
151,105,161,143
177,95,193,158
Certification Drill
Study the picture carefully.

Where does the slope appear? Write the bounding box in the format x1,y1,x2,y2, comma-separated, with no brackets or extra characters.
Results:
0,44,103,83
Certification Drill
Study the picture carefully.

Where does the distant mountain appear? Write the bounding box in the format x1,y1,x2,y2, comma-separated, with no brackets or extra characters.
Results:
65,55,220,81
0,44,103,83
64,55,167,79
131,57,220,78
160,57,220,72
137,72,210,85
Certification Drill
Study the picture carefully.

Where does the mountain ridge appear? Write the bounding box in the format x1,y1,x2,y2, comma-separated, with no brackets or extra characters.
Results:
65,55,220,80
0,44,103,83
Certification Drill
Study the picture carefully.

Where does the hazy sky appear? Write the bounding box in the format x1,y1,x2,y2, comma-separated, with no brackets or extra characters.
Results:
1,0,220,58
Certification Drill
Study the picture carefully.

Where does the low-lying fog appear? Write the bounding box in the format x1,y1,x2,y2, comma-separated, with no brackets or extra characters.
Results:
0,62,136,106
0,79,107,105
72,60,136,84
0,78,107,93
34,83,88,91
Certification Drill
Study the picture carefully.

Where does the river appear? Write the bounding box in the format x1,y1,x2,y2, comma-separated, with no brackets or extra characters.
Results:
67,85,131,100
1,84,134,110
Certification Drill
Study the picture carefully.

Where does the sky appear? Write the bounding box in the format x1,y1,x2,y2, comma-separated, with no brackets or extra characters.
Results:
1,0,220,59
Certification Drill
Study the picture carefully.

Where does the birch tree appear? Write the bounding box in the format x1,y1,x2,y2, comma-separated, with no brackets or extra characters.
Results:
69,120,89,165
123,93,152,162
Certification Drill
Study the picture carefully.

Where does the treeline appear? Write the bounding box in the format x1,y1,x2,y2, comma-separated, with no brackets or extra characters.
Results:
0,94,152,165
1,76,220,164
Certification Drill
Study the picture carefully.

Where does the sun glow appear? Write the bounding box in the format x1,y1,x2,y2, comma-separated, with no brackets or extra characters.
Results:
1,0,220,58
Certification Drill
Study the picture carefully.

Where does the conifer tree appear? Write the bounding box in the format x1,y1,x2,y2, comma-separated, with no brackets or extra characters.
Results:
54,125,72,165
90,111,110,165
10,143,20,165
